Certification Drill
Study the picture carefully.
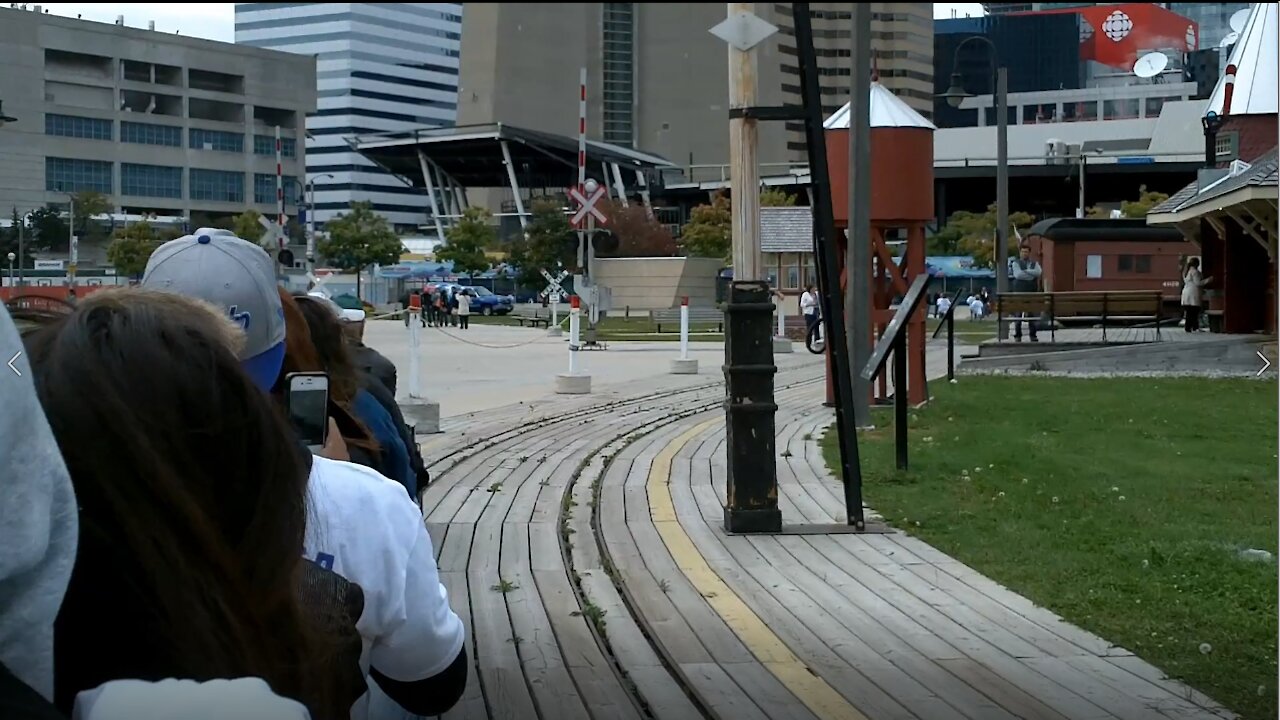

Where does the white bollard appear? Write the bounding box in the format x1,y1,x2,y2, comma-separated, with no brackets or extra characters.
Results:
555,295,591,393
669,295,699,374
547,296,562,337
407,300,422,399
773,291,794,354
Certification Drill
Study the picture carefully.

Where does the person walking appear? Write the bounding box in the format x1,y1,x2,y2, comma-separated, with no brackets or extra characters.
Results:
456,290,471,330
1181,257,1212,332
1009,244,1042,342
799,284,819,338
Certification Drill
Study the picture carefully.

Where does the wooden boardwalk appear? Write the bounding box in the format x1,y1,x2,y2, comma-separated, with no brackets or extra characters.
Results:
419,356,1235,720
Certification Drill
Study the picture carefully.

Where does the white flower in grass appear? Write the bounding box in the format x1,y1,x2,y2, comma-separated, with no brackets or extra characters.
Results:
997,491,1005,498
1051,496,1060,503
1110,486,1119,492
1199,643,1212,655
1118,496,1126,501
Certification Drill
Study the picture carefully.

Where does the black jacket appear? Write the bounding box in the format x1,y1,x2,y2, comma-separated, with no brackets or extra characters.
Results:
351,344,398,397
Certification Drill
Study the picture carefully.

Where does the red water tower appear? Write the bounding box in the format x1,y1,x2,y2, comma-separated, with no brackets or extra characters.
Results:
824,81,936,406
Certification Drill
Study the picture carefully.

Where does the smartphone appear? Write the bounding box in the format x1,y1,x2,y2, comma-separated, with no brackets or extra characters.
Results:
286,372,330,452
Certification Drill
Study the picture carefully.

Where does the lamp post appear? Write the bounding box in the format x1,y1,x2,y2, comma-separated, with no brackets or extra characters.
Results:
6,252,14,290
306,173,334,275
939,36,1009,339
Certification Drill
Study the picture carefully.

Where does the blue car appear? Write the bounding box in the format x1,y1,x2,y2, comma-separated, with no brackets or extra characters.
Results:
449,285,513,315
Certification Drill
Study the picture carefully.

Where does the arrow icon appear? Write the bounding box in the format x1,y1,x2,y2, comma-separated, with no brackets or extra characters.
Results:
1258,351,1272,377
7,351,21,377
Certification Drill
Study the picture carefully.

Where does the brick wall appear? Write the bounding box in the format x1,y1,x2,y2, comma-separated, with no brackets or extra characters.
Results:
1222,114,1278,163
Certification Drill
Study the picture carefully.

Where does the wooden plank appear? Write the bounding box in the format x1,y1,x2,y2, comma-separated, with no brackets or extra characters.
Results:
804,535,1115,720
1062,655,1228,720
1101,656,1236,720
678,663,772,720
438,570,489,720
467,521,539,719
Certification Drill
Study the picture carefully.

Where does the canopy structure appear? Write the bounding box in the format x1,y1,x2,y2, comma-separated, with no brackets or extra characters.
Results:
350,123,674,240
823,82,937,130
1205,2,1278,117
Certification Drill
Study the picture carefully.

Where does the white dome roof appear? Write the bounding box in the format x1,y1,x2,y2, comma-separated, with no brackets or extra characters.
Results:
823,82,936,130
1206,2,1277,116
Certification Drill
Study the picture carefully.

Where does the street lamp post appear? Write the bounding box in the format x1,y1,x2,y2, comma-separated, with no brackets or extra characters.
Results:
6,252,14,290
939,36,1009,339
306,173,335,275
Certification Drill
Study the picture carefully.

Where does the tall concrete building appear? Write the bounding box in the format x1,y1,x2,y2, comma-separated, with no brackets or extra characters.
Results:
457,3,932,180
0,5,314,255
235,3,463,232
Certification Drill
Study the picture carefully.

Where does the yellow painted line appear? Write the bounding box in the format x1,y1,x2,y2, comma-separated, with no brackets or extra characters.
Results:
647,419,869,720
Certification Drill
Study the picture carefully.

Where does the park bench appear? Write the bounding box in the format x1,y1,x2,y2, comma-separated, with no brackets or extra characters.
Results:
513,313,552,329
997,290,1165,342
650,306,724,334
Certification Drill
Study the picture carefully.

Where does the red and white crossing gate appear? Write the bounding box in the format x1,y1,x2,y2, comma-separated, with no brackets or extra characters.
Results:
568,184,608,228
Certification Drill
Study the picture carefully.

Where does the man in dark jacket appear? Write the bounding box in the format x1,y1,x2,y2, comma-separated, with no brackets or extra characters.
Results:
1009,244,1043,341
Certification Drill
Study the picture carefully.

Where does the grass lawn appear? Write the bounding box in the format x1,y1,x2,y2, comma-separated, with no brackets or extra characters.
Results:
823,376,1277,719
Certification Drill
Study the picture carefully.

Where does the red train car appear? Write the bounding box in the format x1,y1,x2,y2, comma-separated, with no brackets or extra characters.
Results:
1023,217,1196,312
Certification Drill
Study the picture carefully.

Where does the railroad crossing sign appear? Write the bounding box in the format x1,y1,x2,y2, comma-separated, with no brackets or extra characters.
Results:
541,269,569,301
568,184,608,228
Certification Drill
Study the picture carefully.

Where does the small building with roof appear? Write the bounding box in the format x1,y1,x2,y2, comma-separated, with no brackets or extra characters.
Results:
1147,1,1277,335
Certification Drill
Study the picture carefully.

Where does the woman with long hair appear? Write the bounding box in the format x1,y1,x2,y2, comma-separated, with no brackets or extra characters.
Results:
292,295,414,496
22,288,348,719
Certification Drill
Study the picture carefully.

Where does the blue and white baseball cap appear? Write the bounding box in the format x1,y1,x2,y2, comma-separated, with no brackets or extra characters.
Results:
141,228,286,391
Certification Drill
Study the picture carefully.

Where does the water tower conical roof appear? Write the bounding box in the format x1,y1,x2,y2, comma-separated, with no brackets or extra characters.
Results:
1206,2,1277,116
823,82,936,130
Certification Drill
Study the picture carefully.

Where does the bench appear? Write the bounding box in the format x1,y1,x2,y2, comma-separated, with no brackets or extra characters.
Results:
513,314,552,329
650,307,724,333
996,291,1165,342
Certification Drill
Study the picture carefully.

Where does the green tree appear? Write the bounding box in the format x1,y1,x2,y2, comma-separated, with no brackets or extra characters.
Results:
318,201,405,299
26,206,68,254
106,221,169,279
232,209,266,244
680,192,732,260
437,206,495,278
70,190,111,244
1119,185,1170,218
760,187,797,207
506,200,576,287
936,203,1034,268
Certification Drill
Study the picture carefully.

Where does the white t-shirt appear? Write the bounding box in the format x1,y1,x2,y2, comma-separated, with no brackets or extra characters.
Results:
936,297,951,315
456,294,470,315
800,291,817,316
303,457,465,699
74,679,310,720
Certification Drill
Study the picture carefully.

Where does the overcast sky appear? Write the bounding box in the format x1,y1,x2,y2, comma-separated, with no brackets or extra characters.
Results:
30,3,988,43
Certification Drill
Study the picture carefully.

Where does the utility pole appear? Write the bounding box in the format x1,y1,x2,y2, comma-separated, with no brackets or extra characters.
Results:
712,4,782,534
66,194,77,294
727,1,761,282
847,4,872,428
995,67,1010,339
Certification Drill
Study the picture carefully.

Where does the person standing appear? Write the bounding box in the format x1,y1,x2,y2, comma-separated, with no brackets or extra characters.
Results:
1181,258,1212,332
1009,244,1042,342
799,284,819,338
456,290,471,330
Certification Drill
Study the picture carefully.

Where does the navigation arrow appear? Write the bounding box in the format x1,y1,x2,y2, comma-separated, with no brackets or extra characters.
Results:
7,351,21,377
1257,351,1272,377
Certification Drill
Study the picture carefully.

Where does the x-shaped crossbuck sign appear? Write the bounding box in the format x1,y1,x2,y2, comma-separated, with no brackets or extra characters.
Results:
568,184,609,227
540,269,569,297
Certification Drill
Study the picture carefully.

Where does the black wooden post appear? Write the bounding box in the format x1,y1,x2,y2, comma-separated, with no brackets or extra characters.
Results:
947,308,955,382
723,280,781,533
894,330,908,471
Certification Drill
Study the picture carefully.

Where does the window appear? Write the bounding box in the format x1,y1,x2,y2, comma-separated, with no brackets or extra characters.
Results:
602,3,635,147
45,114,112,140
782,253,801,290
190,128,244,153
122,163,182,199
121,121,181,147
254,134,297,157
1085,254,1103,279
190,169,244,203
1135,255,1151,274
1118,254,1133,272
254,173,296,205
45,157,112,194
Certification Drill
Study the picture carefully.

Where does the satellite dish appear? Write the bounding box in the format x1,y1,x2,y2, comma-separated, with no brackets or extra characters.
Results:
1220,31,1239,48
1229,8,1249,33
1133,52,1169,79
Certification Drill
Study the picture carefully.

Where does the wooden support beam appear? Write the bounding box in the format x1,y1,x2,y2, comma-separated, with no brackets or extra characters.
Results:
1222,206,1272,258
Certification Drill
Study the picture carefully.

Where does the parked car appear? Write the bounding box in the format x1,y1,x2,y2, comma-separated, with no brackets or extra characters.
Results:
450,284,513,315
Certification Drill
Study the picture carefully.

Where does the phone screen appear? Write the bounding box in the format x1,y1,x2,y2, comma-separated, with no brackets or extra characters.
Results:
287,375,329,449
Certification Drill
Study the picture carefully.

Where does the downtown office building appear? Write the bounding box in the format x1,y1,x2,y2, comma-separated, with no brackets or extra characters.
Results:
0,5,314,265
235,3,463,233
